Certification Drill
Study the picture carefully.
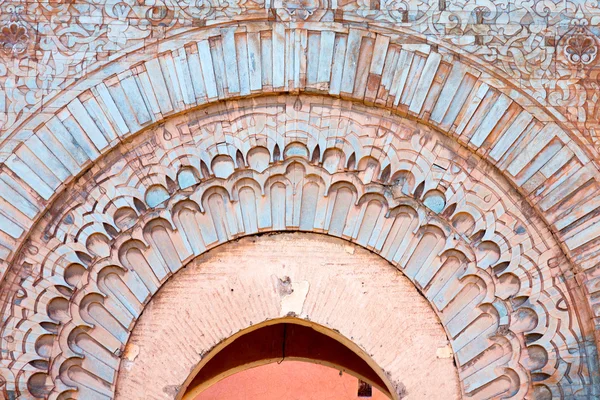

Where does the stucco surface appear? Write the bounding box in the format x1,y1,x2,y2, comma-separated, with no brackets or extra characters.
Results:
2,1,600,399
118,233,459,399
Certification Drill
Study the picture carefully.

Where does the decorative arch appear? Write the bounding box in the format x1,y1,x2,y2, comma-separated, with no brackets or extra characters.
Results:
1,19,600,344
0,99,597,398
0,20,599,273
115,234,463,400
0,10,599,368
180,320,397,399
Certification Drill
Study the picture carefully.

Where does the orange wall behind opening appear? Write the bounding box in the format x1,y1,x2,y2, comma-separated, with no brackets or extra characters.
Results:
196,361,389,400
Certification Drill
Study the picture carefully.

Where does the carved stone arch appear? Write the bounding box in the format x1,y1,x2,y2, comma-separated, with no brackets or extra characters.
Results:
2,99,597,397
45,160,516,400
1,13,600,394
1,23,600,279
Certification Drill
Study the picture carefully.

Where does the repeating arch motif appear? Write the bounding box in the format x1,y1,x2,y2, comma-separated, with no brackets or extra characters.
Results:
16,160,570,399
0,100,596,398
2,21,600,346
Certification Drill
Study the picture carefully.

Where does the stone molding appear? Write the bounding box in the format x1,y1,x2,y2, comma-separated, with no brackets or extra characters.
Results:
0,101,597,398
2,0,600,155
2,23,600,334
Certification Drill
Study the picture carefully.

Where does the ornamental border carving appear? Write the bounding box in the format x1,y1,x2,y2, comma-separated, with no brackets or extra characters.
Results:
1,99,597,398
2,23,600,338
2,1,600,154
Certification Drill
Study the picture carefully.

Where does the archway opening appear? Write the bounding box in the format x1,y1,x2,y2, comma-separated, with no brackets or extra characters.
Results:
115,233,461,399
195,361,389,399
181,320,394,399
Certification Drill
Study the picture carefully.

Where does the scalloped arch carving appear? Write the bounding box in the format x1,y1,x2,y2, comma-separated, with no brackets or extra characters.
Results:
2,18,600,349
0,99,597,398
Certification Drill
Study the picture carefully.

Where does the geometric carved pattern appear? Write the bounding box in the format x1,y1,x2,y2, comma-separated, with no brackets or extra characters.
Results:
2,22,600,340
0,100,596,398
2,0,600,156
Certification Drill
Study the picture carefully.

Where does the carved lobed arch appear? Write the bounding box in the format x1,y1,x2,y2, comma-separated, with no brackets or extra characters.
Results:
0,100,596,398
1,24,600,339
10,160,566,399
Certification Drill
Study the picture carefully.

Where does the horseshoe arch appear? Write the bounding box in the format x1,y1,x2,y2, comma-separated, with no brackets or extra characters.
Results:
1,6,600,399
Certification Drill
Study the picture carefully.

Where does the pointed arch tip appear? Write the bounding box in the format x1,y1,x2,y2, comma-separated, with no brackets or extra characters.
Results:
178,319,396,400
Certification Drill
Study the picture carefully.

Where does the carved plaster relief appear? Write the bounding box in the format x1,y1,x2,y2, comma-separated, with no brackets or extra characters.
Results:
2,0,600,153
1,1,600,397
1,25,600,327
0,99,596,398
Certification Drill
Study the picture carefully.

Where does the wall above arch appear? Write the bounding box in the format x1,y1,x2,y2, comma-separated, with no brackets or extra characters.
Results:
116,234,460,400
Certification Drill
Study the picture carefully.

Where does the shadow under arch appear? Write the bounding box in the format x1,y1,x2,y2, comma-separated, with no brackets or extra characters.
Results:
180,318,395,399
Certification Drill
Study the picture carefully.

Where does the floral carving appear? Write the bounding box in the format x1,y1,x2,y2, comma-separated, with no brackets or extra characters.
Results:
283,0,319,19
274,0,328,21
563,24,598,67
2,0,600,155
0,23,28,57
381,0,410,22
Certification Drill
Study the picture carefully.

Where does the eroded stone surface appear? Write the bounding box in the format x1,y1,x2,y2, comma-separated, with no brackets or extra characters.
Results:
1,2,600,398
0,101,597,398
